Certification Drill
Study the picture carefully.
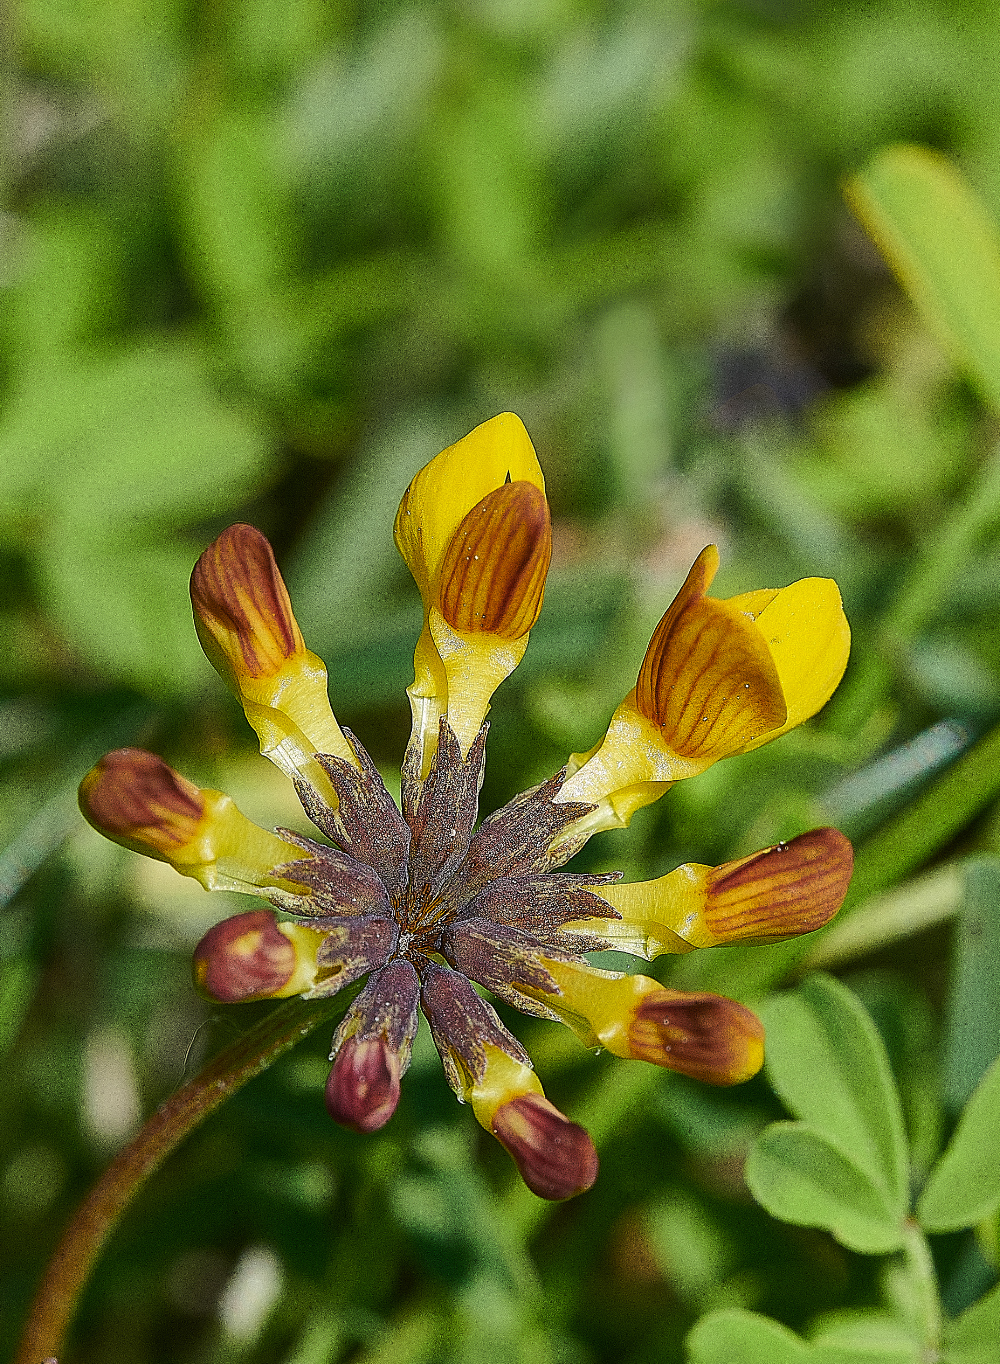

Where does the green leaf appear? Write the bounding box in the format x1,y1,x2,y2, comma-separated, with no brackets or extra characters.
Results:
687,1309,812,1364
944,1280,1000,1363
746,1123,906,1254
687,1309,923,1364
759,975,909,1215
942,858,1000,1111
810,1313,923,1363
845,145,1000,414
918,1054,1000,1232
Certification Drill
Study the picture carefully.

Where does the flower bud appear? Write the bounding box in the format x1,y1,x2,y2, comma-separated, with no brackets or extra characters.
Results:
574,827,853,956
394,414,550,772
533,959,764,1086
193,911,325,1002
190,524,354,792
325,960,420,1133
325,1035,401,1133
705,827,853,945
79,748,203,862
79,748,309,894
190,522,304,682
628,987,764,1085
491,1092,598,1200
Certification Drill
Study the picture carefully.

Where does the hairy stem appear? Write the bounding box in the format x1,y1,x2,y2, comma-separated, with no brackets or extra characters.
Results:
15,994,346,1364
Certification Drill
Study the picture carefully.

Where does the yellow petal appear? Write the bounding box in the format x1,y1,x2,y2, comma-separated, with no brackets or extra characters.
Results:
190,524,354,796
428,608,529,756
731,577,851,748
467,1041,543,1127
565,861,707,958
79,748,309,894
394,413,545,602
557,549,850,832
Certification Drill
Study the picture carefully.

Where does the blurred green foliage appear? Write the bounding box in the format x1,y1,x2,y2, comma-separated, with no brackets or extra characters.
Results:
8,0,1000,1361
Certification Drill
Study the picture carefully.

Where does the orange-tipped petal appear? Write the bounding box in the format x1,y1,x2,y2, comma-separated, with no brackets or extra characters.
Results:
190,525,354,790
705,828,853,945
578,827,853,955
533,959,764,1085
439,481,551,639
79,748,310,894
730,577,851,748
190,523,303,682
628,988,765,1085
193,911,326,1002
491,1093,598,1200
325,1035,402,1133
635,546,787,760
394,413,545,603
557,548,850,834
79,747,204,860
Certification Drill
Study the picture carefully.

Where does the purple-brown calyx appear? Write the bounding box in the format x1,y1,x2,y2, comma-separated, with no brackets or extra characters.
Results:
201,715,618,1192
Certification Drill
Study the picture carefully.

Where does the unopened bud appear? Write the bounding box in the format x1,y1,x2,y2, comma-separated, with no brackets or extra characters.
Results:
190,524,303,684
706,827,853,945
193,910,324,1002
324,1035,402,1133
79,748,204,861
629,987,764,1085
438,481,551,639
190,524,354,784
492,1093,598,1200
80,748,312,893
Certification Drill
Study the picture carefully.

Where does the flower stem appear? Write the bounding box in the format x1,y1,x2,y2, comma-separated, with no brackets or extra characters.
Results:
15,994,346,1364
901,1218,943,1359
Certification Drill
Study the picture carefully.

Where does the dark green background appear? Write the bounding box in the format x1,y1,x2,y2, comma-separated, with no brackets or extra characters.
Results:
5,2,1000,1361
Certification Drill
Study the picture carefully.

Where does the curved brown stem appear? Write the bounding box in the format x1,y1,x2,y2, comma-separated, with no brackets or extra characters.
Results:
15,995,346,1364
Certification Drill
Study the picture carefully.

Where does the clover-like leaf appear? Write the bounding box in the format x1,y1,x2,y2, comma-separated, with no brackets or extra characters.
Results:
918,1053,1000,1233
686,1308,921,1364
687,1309,813,1364
746,1123,906,1255
759,975,909,1220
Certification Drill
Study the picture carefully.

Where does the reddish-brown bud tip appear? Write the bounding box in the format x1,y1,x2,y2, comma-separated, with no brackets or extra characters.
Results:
629,988,765,1085
193,911,296,1003
325,1035,402,1133
707,827,854,944
190,523,303,679
439,481,552,638
492,1093,599,1200
79,748,204,855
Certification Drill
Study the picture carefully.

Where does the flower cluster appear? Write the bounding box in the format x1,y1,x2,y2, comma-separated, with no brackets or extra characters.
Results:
79,415,853,1200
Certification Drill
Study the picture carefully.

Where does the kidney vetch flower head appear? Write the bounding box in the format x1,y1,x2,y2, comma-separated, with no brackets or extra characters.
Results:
80,414,853,1201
